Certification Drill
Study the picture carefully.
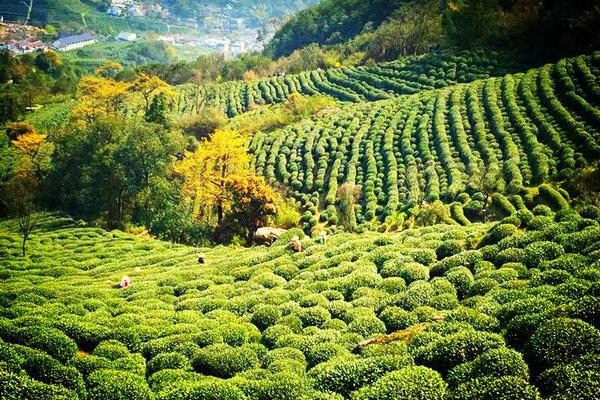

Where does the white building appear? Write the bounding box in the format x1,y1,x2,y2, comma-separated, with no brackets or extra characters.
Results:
52,33,97,51
107,6,123,16
116,31,137,41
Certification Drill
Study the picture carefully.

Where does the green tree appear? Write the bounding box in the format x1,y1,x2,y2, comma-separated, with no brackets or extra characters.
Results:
50,116,183,228
2,171,44,256
442,0,504,48
146,92,173,127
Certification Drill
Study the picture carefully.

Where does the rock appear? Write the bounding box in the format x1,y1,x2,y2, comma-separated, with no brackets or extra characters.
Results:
254,227,287,245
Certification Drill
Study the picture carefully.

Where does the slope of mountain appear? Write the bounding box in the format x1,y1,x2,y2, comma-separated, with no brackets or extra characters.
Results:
0,0,168,34
245,53,599,228
264,0,402,58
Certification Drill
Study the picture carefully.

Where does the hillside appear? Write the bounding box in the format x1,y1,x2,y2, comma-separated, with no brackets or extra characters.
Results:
264,0,402,58
237,53,598,229
0,0,168,34
179,50,526,117
1,207,599,398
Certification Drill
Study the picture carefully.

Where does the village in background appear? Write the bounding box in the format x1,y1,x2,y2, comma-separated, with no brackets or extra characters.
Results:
0,0,283,58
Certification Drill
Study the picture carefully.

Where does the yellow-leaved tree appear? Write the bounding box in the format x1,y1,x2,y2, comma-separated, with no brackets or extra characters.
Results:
11,124,53,180
130,73,174,113
71,76,130,122
175,129,250,224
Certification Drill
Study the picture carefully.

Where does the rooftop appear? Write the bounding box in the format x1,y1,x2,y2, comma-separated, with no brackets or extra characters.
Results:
52,33,96,48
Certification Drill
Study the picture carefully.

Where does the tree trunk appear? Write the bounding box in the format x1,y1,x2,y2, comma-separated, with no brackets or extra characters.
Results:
483,194,489,222
217,203,223,225
22,235,27,257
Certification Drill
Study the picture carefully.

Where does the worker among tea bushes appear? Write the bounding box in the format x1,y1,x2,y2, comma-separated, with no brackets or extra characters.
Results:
197,252,206,264
290,236,302,253
119,276,130,288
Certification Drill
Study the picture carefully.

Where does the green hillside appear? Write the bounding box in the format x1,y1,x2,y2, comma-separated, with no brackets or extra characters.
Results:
0,0,168,34
219,53,598,230
264,0,402,58
178,50,526,117
1,206,599,398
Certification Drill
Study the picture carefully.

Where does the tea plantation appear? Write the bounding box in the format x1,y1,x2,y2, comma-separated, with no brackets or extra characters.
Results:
248,53,600,229
177,50,526,117
1,205,600,399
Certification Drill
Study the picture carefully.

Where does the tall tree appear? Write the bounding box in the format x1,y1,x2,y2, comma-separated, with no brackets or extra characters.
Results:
130,73,172,114
175,129,251,225
221,175,280,243
3,171,44,256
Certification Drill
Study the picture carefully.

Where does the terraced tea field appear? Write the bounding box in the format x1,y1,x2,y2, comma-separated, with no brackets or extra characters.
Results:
248,54,600,229
1,207,599,399
177,50,525,117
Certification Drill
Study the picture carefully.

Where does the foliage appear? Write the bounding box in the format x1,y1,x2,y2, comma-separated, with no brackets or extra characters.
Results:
352,366,446,400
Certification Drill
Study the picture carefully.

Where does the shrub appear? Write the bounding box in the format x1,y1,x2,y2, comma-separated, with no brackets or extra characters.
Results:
220,323,261,347
71,353,115,379
147,352,189,375
504,313,550,349
430,250,482,276
157,379,248,400
306,342,349,367
192,344,259,378
377,277,406,294
445,267,474,298
523,241,565,268
0,370,78,400
398,262,430,283
447,376,540,400
436,240,464,260
233,370,310,400
22,380,76,400
0,342,24,373
379,307,418,332
309,354,414,396
352,366,446,400
22,351,86,398
564,296,600,328
298,307,331,328
262,325,293,348
396,281,436,311
413,330,505,373
540,253,587,273
93,340,131,361
532,205,553,216
16,326,77,363
348,316,386,338
263,347,306,367
470,278,498,295
537,355,600,398
444,307,500,332
538,184,569,210
446,347,529,387
147,369,199,392
525,317,600,370
479,224,518,247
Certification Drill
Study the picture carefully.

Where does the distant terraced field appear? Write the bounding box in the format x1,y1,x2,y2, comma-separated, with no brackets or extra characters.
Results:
177,50,526,117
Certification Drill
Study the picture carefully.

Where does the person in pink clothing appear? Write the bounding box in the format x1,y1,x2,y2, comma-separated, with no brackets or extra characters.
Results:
119,276,130,288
